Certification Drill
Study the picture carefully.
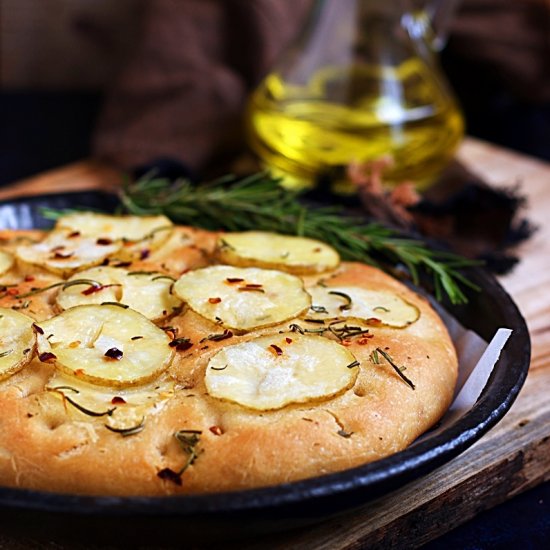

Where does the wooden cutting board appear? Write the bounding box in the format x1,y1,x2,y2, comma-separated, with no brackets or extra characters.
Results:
0,137,549,548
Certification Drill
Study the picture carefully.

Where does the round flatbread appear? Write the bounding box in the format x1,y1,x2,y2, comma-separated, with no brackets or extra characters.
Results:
0,215,457,496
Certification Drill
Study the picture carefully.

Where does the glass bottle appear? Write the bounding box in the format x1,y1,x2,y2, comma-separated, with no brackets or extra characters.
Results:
245,0,464,192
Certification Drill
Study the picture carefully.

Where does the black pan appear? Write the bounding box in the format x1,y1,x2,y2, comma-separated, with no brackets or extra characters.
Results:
0,192,530,547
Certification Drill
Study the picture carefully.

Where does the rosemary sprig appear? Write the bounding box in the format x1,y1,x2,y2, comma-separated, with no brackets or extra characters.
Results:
120,172,479,304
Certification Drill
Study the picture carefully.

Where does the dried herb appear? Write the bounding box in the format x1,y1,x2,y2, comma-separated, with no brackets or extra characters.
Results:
104,418,145,437
157,429,202,485
328,290,353,311
50,388,116,417
210,364,227,371
376,347,415,390
15,279,102,299
202,329,233,342
0,350,13,358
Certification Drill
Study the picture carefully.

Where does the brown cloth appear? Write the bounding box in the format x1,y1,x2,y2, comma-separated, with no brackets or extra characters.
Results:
94,0,550,174
93,0,312,173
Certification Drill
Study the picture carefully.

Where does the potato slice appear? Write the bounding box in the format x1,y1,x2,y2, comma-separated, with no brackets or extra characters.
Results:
16,229,122,276
173,266,310,332
46,371,175,431
0,250,14,275
56,212,173,260
307,285,420,328
0,307,36,381
205,333,358,410
36,304,174,387
217,231,340,274
56,266,181,322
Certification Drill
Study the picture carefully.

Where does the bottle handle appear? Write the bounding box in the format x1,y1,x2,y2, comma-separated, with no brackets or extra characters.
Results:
405,0,462,51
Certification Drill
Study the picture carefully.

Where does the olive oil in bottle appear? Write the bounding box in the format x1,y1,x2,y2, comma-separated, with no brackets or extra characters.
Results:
246,59,464,192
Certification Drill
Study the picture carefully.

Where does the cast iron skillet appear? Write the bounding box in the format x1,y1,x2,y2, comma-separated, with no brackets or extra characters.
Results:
0,192,531,546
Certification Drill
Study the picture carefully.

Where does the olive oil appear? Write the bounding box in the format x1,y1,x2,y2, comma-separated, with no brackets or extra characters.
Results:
246,60,464,192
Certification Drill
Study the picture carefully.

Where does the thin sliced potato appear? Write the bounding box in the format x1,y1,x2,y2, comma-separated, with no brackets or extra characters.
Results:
16,229,122,277
205,332,358,410
307,285,420,328
36,304,174,387
46,371,175,430
56,213,173,260
217,231,340,274
0,307,36,381
0,250,14,276
173,265,310,332
56,266,181,322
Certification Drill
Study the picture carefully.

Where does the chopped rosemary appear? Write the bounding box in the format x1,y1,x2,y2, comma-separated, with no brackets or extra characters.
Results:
346,360,360,369
376,348,415,390
328,290,353,311
310,305,329,314
202,329,233,342
0,350,13,358
15,278,102,299
210,364,228,371
120,172,480,304
51,389,116,417
104,418,145,437
157,429,202,485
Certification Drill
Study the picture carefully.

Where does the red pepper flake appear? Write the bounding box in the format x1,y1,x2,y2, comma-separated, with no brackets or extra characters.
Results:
82,285,103,296
285,337,293,344
32,323,44,335
225,277,244,284
157,468,182,486
269,344,283,356
81,283,119,296
111,396,127,405
238,283,265,293
357,335,373,345
113,261,132,268
341,339,352,347
140,249,150,260
24,275,35,282
7,288,19,296
38,352,57,363
367,318,382,325
313,247,322,252
74,369,85,376
169,338,193,351
209,425,223,436
104,347,123,360
68,231,81,238
208,297,222,304
96,238,113,246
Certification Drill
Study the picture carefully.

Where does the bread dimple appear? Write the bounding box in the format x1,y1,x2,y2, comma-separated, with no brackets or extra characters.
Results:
0,226,458,495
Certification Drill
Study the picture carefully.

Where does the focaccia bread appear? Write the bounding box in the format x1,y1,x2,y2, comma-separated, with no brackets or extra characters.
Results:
0,214,457,496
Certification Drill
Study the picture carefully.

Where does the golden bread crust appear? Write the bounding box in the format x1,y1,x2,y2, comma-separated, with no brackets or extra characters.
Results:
0,225,457,495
